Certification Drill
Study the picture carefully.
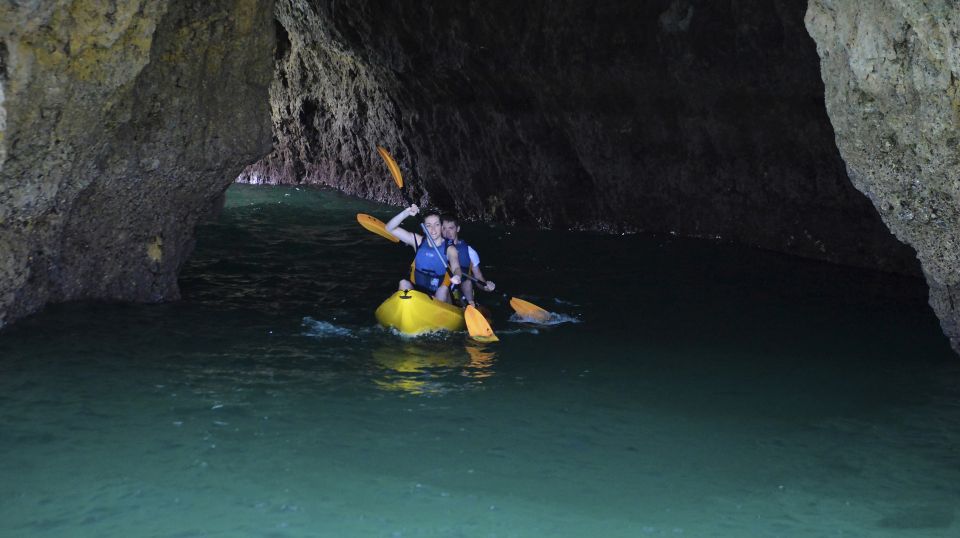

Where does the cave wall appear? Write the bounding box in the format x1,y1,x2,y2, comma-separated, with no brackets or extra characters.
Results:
3,0,954,352
0,0,275,329
806,0,960,353
245,0,919,276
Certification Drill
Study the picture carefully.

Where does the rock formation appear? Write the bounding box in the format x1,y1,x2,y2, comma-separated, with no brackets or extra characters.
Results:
806,0,960,352
0,0,275,329
3,0,956,354
245,0,918,278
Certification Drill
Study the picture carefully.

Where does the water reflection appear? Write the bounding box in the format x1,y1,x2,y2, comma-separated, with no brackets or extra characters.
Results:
371,341,498,395
464,343,496,378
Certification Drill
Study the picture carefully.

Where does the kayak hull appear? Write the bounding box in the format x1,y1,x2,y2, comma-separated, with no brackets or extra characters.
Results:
375,289,465,335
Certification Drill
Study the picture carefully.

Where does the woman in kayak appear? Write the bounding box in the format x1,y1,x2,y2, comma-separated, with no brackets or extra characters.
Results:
385,204,462,303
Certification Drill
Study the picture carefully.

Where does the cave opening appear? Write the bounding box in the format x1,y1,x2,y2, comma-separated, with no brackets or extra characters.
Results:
2,1,960,536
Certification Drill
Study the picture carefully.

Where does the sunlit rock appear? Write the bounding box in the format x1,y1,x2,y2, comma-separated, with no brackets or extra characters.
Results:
0,0,275,328
806,0,960,352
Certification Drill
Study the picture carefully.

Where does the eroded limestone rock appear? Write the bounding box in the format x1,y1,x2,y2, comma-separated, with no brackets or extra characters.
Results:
248,0,918,277
0,0,274,328
806,0,960,352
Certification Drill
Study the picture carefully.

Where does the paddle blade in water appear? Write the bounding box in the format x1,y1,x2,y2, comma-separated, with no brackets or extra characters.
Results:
357,213,399,242
509,297,551,323
465,304,499,342
376,146,404,189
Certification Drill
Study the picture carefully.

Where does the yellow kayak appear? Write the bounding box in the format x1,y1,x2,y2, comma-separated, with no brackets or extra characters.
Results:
375,289,465,335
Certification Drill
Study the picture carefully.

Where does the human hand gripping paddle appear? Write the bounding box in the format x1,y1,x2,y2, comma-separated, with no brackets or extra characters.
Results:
368,146,553,325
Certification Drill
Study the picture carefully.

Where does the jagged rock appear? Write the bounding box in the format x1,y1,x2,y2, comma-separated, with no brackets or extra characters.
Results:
246,0,918,278
0,0,275,329
4,1,954,354
806,0,960,352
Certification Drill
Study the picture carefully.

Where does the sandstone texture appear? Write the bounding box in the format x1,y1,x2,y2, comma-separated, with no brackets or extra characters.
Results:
245,0,918,277
806,0,960,352
0,0,275,328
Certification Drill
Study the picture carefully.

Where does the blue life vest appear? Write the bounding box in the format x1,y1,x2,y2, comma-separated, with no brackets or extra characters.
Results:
411,236,448,292
447,239,473,272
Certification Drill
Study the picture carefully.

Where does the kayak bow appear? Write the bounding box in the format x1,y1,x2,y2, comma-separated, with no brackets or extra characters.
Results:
375,289,466,335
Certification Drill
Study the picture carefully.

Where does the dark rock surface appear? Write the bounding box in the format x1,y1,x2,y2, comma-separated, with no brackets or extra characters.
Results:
0,0,275,329
4,0,954,352
245,0,919,277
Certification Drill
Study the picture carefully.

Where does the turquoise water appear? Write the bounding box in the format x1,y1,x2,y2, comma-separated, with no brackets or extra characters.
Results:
1,184,958,537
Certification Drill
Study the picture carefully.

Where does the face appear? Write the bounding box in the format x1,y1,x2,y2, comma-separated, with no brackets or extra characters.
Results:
442,221,459,241
423,215,442,240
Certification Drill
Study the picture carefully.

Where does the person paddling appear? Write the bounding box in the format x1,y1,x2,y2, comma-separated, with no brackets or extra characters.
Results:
441,214,495,307
385,205,462,303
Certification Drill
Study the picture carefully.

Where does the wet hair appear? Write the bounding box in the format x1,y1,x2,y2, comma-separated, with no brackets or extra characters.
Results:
440,213,459,227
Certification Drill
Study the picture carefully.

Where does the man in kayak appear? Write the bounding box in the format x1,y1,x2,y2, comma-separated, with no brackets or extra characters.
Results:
385,204,462,303
441,214,495,307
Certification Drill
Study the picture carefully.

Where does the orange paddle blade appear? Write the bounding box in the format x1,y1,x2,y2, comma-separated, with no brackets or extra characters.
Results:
465,305,499,342
509,297,551,323
376,146,404,189
357,213,399,242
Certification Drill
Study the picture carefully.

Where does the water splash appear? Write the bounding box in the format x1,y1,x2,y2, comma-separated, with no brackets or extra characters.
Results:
508,311,581,325
301,317,355,338
384,326,462,341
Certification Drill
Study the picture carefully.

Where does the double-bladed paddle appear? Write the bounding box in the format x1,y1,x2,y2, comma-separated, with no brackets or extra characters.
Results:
377,146,404,189
377,145,415,206
357,213,399,242
375,145,552,330
508,297,551,323
374,146,498,341
356,211,552,324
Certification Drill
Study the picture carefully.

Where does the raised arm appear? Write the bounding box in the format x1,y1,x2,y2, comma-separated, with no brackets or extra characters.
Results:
385,205,422,249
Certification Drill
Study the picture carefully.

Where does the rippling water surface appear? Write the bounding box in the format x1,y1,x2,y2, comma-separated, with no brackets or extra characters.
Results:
2,185,958,537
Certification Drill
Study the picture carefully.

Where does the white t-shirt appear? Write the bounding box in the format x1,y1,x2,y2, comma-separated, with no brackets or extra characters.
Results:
467,245,480,268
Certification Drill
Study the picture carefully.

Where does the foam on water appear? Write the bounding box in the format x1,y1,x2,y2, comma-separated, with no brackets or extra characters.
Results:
509,311,581,325
384,326,462,341
301,316,355,338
